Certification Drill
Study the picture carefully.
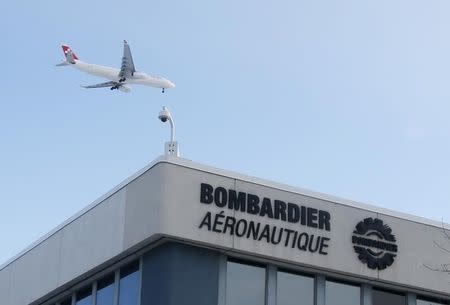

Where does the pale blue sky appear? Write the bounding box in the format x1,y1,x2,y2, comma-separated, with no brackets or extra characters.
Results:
1,0,450,265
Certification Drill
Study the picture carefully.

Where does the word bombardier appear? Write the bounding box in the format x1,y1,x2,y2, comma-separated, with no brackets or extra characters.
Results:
200,183,331,231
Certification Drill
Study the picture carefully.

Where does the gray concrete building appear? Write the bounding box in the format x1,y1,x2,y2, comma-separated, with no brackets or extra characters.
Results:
0,155,449,305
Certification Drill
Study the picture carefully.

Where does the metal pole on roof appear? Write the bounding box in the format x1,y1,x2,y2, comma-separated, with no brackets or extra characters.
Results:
158,106,179,156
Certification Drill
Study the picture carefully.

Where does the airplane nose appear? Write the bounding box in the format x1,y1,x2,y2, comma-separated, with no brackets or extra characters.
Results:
168,81,176,88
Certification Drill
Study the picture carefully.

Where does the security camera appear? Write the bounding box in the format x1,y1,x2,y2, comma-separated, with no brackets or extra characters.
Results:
158,107,171,123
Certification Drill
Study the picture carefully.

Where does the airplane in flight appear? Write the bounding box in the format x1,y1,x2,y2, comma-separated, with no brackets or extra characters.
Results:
56,40,175,93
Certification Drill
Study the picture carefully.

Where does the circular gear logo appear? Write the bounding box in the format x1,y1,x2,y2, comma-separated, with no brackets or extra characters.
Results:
352,218,398,270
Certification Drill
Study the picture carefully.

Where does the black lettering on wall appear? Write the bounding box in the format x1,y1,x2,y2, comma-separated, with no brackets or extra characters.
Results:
308,235,320,253
214,187,228,207
198,211,330,256
271,226,283,245
291,231,298,248
318,210,331,231
223,216,236,235
247,194,260,214
258,225,271,242
300,206,307,226
352,217,397,270
284,229,294,247
319,237,330,255
307,208,318,228
297,232,308,251
287,203,300,223
247,221,261,239
199,212,212,230
212,212,225,233
274,200,287,221
236,219,248,237
198,183,333,256
200,183,214,204
260,198,274,218
228,190,246,212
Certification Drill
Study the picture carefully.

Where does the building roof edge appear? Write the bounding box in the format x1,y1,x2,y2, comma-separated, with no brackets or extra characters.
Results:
2,155,448,271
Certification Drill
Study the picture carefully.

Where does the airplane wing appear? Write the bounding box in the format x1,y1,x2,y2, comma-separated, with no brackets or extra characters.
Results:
118,40,136,80
81,81,131,92
81,81,120,89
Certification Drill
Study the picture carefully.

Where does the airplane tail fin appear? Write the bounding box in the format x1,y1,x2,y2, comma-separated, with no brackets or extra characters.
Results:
61,44,79,63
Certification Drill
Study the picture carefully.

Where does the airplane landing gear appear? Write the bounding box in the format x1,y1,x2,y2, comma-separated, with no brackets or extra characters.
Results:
119,78,125,82
110,85,119,90
162,88,165,93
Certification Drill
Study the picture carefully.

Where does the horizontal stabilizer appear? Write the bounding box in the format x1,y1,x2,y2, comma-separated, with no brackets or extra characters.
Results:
118,85,131,93
55,61,70,67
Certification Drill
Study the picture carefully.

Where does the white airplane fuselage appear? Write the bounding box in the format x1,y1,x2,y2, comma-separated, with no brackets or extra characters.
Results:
72,60,175,89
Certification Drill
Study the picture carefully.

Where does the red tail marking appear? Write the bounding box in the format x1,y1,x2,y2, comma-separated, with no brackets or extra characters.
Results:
61,44,79,60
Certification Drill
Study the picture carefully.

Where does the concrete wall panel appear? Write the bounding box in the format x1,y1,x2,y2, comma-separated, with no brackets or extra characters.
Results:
159,164,235,249
232,180,379,279
123,164,165,249
156,161,450,295
59,188,126,284
0,265,11,305
378,214,450,293
10,232,61,305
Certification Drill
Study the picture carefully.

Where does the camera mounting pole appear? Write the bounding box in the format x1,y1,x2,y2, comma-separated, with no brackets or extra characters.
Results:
158,106,179,156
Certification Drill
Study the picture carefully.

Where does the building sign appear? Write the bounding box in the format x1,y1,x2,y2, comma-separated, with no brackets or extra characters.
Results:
352,218,398,270
198,183,331,255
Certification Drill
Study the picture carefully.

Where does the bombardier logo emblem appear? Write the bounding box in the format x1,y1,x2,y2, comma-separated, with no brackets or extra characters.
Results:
352,218,398,270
